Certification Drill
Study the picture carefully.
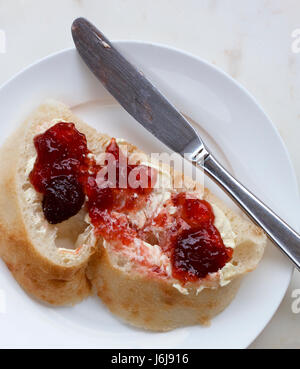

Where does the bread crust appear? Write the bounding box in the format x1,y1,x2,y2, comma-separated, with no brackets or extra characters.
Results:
88,247,242,331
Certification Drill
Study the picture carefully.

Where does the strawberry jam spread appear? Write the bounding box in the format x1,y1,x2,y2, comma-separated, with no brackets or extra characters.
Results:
150,193,233,282
85,138,156,245
30,122,232,281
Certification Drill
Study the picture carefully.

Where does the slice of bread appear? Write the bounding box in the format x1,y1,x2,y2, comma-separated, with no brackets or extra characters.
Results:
87,175,267,331
0,100,266,329
0,100,105,305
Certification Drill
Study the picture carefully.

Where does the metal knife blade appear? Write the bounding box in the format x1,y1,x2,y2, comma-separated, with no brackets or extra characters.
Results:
71,17,204,161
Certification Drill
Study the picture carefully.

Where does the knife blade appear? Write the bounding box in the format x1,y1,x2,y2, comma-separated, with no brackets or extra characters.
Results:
71,17,204,162
72,17,300,270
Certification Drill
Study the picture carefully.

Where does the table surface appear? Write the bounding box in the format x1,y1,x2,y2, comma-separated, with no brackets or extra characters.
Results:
0,0,299,349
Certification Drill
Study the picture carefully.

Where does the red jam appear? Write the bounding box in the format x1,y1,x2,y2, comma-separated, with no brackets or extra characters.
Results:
30,122,232,281
42,175,85,224
30,123,156,241
146,193,233,282
171,193,233,282
29,123,89,224
84,138,157,245
86,138,156,213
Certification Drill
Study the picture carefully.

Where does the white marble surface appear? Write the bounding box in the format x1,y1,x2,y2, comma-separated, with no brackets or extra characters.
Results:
0,0,299,348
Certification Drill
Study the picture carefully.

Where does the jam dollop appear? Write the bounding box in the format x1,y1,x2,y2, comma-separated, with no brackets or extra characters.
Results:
30,123,89,224
42,175,85,224
172,194,233,282
29,122,89,193
148,193,233,282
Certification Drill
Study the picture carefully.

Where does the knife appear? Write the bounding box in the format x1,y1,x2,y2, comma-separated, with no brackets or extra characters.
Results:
72,17,300,270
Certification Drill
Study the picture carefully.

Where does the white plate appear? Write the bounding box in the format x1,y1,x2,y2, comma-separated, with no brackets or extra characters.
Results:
0,42,298,349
